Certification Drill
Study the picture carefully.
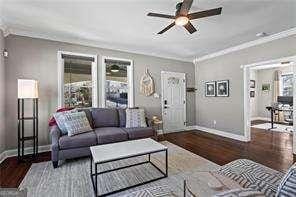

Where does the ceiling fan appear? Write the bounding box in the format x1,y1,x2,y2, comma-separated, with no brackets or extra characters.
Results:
147,0,222,34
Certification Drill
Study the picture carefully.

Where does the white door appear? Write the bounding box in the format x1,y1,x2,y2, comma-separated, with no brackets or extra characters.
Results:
161,71,186,132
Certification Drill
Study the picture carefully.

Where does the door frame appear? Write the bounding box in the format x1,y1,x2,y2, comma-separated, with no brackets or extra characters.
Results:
100,56,134,108
161,71,187,132
242,55,296,154
57,51,98,108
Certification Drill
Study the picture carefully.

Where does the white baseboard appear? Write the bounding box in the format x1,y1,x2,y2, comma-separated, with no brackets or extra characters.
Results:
251,117,270,121
157,125,197,134
195,125,249,142
0,145,51,164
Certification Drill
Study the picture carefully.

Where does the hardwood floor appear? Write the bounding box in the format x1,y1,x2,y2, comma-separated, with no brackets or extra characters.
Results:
1,127,295,188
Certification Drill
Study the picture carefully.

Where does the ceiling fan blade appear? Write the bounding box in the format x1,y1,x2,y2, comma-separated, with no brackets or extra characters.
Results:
188,7,222,20
179,0,193,16
158,22,175,34
184,21,197,34
147,12,175,19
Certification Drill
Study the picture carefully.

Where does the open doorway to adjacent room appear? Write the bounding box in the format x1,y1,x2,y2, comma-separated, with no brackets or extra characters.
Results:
243,56,296,154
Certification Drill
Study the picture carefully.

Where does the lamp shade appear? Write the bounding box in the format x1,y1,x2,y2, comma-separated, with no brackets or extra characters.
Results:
18,79,39,98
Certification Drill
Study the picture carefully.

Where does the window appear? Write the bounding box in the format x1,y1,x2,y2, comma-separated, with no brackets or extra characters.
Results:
280,74,293,96
58,52,97,108
101,57,133,108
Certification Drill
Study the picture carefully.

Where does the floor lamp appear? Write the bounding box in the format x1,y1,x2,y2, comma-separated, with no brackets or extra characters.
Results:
17,79,39,161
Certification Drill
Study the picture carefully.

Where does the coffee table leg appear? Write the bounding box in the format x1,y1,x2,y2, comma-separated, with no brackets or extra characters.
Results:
95,163,98,196
165,149,168,177
148,153,151,162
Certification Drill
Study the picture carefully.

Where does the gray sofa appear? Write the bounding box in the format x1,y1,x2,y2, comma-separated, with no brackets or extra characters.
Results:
50,108,156,168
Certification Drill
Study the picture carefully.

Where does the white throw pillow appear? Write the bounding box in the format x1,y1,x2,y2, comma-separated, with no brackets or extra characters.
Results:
63,111,93,136
126,108,147,128
53,109,77,135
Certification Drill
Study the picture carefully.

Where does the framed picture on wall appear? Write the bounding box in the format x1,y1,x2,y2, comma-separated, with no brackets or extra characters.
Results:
216,80,229,97
250,80,255,88
250,91,255,98
205,81,216,97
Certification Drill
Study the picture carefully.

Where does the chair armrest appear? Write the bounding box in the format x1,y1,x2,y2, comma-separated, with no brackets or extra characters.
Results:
50,125,61,151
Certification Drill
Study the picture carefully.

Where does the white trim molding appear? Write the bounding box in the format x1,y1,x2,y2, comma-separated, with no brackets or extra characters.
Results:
195,125,249,142
194,27,296,63
0,145,51,164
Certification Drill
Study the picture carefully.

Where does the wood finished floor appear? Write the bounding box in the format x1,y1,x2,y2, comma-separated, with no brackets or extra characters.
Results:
1,124,295,188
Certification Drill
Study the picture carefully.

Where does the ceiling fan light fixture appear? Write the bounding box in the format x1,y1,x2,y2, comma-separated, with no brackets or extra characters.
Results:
175,16,189,26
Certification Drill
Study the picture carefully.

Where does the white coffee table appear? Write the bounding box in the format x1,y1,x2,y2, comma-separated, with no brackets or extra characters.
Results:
90,138,168,197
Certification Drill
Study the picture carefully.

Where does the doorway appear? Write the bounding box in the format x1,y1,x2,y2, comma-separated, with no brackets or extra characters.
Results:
243,55,296,154
161,71,186,133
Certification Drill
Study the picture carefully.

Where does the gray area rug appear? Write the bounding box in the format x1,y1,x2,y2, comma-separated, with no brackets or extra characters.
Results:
19,141,220,197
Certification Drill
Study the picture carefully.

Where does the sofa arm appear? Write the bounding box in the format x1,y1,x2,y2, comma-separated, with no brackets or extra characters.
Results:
50,125,61,151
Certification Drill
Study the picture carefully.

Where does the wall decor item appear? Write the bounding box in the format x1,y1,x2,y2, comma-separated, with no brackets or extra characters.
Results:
250,80,255,88
250,91,255,98
140,68,155,96
216,80,229,97
262,84,270,91
205,81,216,97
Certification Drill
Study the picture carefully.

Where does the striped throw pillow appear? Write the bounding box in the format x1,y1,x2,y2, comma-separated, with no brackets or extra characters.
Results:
126,108,147,128
63,111,93,136
276,163,296,197
53,109,77,135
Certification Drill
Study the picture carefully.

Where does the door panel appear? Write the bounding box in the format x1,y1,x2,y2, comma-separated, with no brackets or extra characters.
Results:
161,71,186,132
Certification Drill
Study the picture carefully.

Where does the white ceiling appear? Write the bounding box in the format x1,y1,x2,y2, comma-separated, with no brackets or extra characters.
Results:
1,0,295,62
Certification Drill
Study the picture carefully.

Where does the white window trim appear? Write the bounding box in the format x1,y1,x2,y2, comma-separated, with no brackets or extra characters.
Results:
101,56,134,108
57,51,98,108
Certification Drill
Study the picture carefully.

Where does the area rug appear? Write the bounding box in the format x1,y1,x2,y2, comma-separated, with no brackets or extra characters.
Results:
19,141,220,197
251,123,293,133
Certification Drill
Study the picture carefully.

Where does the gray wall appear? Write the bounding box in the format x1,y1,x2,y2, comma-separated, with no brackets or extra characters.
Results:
0,29,5,154
4,35,195,149
196,35,296,136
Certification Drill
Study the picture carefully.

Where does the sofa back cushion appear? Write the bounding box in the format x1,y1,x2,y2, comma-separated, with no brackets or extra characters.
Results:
91,108,119,128
276,163,296,196
117,108,126,127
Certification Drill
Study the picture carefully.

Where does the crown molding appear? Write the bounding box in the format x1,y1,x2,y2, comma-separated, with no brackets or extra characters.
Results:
194,27,296,63
7,27,192,63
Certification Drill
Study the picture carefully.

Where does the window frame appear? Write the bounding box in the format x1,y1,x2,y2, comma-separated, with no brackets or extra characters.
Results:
280,73,293,96
100,56,134,108
57,51,98,108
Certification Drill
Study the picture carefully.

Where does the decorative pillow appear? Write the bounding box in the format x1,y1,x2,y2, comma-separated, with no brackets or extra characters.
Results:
214,188,265,197
276,163,296,197
126,108,147,128
53,109,77,135
63,111,93,136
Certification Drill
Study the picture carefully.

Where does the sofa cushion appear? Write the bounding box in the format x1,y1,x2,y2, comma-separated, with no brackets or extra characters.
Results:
91,108,119,128
122,127,154,140
94,127,128,144
59,131,97,150
117,108,126,127
276,163,296,197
